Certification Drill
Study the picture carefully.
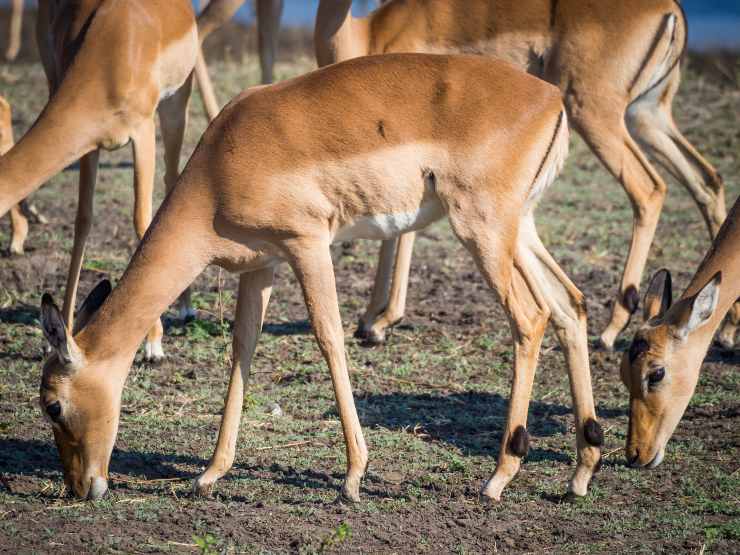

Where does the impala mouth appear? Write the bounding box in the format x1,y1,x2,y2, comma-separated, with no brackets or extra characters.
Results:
87,476,109,500
645,447,665,469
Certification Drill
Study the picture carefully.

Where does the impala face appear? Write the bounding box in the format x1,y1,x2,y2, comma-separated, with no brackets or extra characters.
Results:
39,281,117,500
620,270,721,469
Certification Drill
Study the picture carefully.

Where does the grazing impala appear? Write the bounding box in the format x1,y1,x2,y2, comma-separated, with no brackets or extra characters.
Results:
1,0,202,359
314,0,733,350
37,54,602,502
621,195,739,469
194,0,284,121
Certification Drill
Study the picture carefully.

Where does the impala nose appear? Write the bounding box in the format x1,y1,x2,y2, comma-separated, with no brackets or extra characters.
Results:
626,450,641,468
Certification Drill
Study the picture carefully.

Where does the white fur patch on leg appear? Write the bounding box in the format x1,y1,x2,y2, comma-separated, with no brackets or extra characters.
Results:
145,338,165,361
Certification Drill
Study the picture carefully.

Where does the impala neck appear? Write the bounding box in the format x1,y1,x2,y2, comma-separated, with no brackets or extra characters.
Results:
315,0,370,66
0,94,98,218
76,178,217,378
681,198,740,350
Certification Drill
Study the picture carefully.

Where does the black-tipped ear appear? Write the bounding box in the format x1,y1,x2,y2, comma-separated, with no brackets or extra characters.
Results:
643,269,672,321
73,280,112,334
40,294,83,368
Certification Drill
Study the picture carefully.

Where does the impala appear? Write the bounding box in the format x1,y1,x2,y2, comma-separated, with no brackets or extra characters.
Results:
0,0,204,360
621,195,739,469
37,54,602,502
314,0,734,351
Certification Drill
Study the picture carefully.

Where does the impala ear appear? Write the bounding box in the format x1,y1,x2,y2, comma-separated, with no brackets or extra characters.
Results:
73,280,112,334
40,294,84,369
643,269,672,321
677,272,722,339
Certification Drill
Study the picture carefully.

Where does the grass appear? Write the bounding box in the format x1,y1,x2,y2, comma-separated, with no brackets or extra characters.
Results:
0,53,739,553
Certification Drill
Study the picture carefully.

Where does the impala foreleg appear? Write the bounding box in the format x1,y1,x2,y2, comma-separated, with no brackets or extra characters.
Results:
358,232,414,344
256,0,284,84
574,106,668,350
131,118,164,361
194,267,274,496
159,76,196,322
289,241,368,502
62,150,100,328
523,218,601,497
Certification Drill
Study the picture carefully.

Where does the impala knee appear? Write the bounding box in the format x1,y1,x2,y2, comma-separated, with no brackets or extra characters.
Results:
508,426,529,458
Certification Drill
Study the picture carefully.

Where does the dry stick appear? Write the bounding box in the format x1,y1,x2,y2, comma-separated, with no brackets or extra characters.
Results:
602,446,625,459
110,476,188,485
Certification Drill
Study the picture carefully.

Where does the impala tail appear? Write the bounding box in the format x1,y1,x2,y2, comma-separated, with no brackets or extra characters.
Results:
527,109,569,208
629,2,687,99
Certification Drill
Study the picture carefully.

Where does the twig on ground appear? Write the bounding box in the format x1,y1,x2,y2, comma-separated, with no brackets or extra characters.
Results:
255,440,314,451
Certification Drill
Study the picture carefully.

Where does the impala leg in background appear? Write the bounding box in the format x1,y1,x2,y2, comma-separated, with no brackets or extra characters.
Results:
62,150,100,328
626,68,736,347
289,242,368,502
357,232,415,344
5,0,23,61
194,49,221,122
572,103,668,351
130,118,165,361
194,267,274,496
159,76,196,322
257,0,284,84
8,204,28,255
523,218,601,496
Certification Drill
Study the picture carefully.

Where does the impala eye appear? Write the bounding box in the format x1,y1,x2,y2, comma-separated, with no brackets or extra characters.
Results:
647,368,665,387
46,401,62,421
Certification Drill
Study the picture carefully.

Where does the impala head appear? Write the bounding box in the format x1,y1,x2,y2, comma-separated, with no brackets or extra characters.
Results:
620,270,722,469
39,280,118,500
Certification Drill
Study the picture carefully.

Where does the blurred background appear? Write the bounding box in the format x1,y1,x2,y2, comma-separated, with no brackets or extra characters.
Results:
1,0,739,61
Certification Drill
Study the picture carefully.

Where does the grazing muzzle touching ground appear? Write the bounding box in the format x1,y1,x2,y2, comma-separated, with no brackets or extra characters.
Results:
620,269,722,469
39,281,121,500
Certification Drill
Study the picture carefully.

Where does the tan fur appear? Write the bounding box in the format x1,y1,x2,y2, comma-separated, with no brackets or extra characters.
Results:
38,54,600,502
621,197,740,468
315,0,731,350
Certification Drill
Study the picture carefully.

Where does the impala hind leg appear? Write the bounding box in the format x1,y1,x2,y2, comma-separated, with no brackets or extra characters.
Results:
572,103,668,350
194,267,274,496
288,242,368,502
159,76,195,322
626,71,737,347
130,118,164,361
8,204,28,255
62,150,100,328
520,217,601,497
357,232,414,344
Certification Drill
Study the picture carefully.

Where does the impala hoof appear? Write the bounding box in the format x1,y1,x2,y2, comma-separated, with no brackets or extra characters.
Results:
192,477,214,498
478,491,500,505
144,340,165,362
354,324,386,346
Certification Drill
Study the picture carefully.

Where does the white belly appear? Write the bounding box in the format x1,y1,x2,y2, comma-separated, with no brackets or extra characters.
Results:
334,198,445,242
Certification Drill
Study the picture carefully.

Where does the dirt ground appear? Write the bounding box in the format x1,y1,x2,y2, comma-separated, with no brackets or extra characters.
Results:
0,26,739,555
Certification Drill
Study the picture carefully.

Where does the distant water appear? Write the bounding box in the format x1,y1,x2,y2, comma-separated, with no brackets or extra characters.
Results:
2,1,738,51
